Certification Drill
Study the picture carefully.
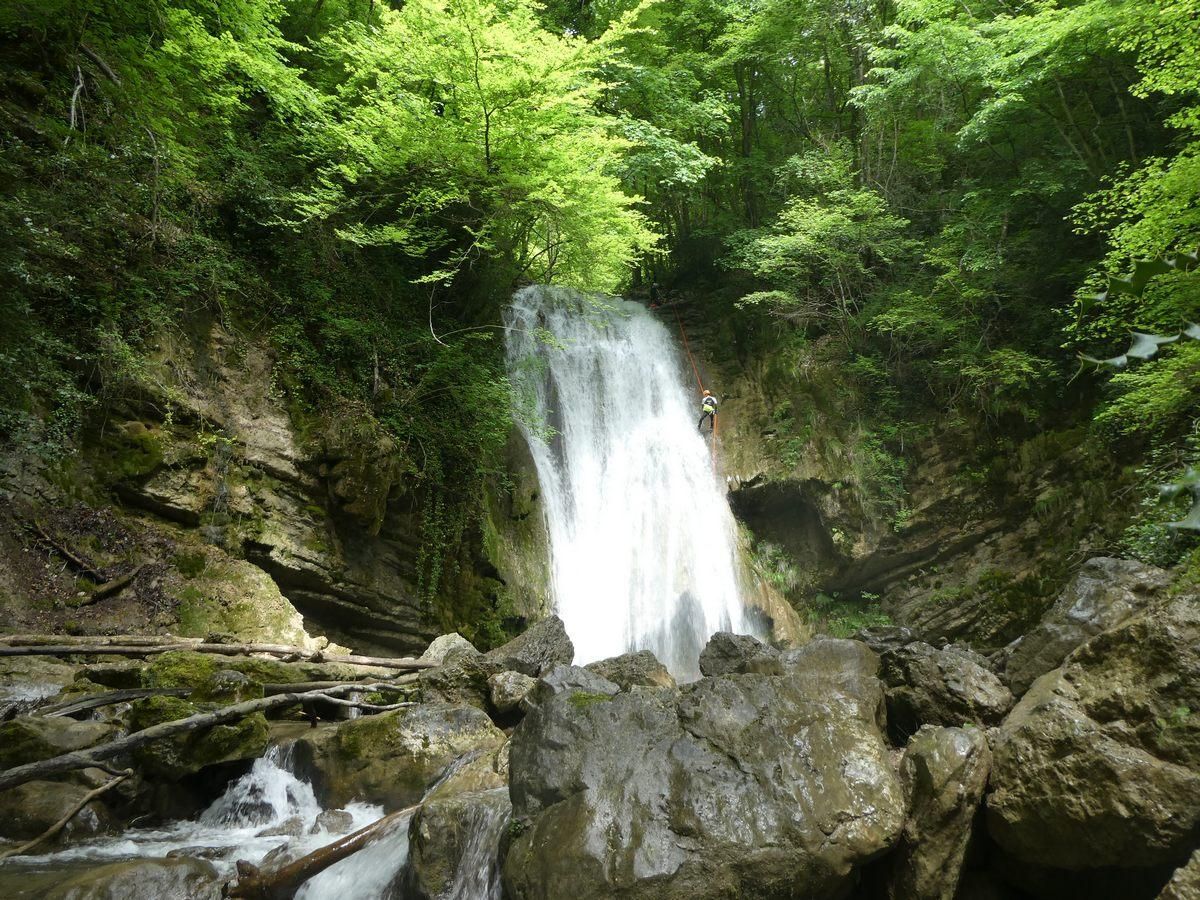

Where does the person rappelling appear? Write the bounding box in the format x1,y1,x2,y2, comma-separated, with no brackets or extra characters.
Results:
698,389,718,432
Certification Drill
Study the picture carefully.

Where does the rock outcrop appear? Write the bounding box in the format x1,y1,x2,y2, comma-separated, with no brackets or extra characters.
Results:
294,702,506,810
878,641,1012,740
1001,556,1170,695
585,650,677,690
880,725,991,900
696,631,780,676
1160,850,1200,900
503,642,904,899
987,596,1200,872
42,858,221,900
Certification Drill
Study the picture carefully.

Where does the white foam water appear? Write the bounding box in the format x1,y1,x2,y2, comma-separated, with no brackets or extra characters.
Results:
505,285,756,679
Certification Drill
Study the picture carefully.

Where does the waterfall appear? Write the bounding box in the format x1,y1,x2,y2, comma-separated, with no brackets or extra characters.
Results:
505,285,755,678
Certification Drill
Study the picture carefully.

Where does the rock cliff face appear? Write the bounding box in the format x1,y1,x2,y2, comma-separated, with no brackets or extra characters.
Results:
684,301,1131,649
0,318,551,653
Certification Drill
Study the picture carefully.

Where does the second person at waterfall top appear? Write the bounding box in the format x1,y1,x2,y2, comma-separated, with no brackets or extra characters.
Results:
698,390,718,432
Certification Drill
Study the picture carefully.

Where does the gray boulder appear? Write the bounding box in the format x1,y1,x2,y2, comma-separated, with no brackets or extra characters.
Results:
418,647,493,710
503,654,903,899
481,615,574,677
420,633,479,665
697,631,780,676
853,625,918,655
401,787,511,900
294,702,506,810
310,808,355,835
488,671,537,714
1003,556,1170,695
879,642,1013,740
585,650,676,690
43,858,220,900
1160,850,1200,900
881,725,991,900
0,780,113,842
987,596,1200,870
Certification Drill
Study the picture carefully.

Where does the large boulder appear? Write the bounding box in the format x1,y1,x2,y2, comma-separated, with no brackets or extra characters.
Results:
503,650,904,900
878,642,1013,740
294,702,506,810
127,696,269,780
43,858,221,900
697,632,780,677
0,716,115,769
420,633,479,665
481,615,574,677
585,650,676,690
1002,557,1170,695
0,780,114,842
488,671,537,714
880,725,991,900
987,596,1200,872
401,787,511,900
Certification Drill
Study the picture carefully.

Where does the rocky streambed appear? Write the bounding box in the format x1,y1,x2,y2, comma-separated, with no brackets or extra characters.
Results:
0,557,1197,899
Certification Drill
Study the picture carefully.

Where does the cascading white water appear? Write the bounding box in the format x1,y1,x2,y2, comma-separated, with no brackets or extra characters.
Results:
505,285,756,678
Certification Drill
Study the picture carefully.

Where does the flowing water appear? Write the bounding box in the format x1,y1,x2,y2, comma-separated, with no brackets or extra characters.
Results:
506,285,756,678
0,745,383,891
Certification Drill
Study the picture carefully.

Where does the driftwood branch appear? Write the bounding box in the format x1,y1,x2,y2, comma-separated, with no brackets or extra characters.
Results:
78,43,121,85
225,804,417,900
0,636,434,672
0,683,407,793
35,687,189,718
0,770,132,860
86,566,143,603
29,521,102,579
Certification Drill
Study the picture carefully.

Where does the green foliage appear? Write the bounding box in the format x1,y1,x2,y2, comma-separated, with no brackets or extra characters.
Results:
806,592,891,639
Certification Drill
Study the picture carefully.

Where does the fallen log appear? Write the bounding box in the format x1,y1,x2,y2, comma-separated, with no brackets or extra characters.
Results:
35,687,190,718
85,565,143,603
28,520,104,580
0,770,132,860
261,675,418,695
0,683,410,793
0,637,435,671
225,804,417,900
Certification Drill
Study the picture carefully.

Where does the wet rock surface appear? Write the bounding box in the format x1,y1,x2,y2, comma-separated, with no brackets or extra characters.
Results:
487,670,537,713
878,641,1013,740
41,857,221,900
480,615,573,677
0,780,114,842
1001,556,1170,695
295,702,506,810
504,643,904,900
402,787,511,900
880,725,991,900
584,650,676,690
696,631,780,676
987,596,1200,871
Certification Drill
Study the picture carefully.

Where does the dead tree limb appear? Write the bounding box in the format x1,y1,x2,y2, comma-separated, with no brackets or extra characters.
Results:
0,770,132,860
261,676,417,695
35,687,189,718
28,522,103,579
85,566,143,603
0,684,408,793
225,804,417,900
0,637,434,671
78,43,121,85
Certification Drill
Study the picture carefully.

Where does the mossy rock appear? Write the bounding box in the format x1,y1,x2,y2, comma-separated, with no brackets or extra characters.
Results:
191,670,263,704
129,695,269,779
0,717,115,769
298,703,505,810
139,651,322,690
96,421,166,482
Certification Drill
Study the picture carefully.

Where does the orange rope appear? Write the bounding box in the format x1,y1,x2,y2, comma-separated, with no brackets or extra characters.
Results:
673,307,705,393
672,306,718,473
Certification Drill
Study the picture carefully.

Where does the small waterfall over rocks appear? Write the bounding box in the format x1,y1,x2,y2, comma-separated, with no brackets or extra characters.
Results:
505,285,757,678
